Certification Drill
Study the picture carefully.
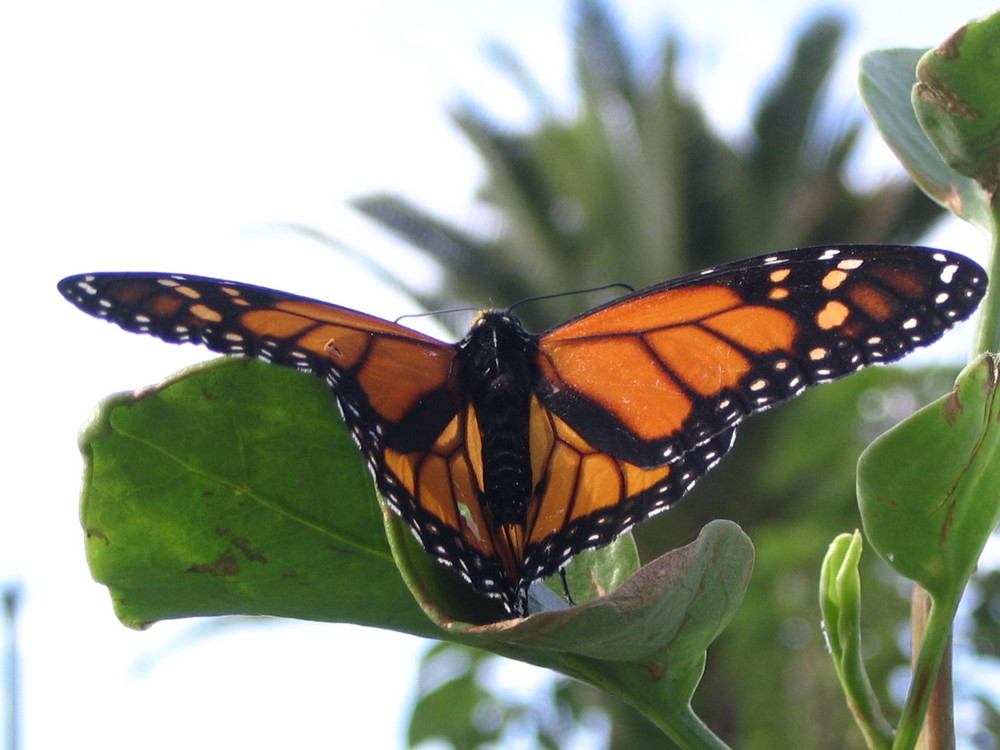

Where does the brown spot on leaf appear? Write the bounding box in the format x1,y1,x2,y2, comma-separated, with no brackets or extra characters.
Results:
85,527,109,544
188,552,240,577
944,387,963,425
914,59,978,120
215,527,268,563
937,24,967,61
231,536,268,564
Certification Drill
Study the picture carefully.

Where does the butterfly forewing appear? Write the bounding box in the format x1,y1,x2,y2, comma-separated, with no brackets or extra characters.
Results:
59,272,467,474
535,245,986,468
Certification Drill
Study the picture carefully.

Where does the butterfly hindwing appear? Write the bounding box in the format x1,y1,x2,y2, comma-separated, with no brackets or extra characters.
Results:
520,397,737,586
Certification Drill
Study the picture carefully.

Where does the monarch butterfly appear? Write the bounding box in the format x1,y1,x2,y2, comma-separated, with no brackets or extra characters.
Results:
59,245,986,617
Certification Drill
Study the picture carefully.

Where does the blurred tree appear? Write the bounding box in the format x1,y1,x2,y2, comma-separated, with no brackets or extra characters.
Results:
316,1,979,747
351,4,937,331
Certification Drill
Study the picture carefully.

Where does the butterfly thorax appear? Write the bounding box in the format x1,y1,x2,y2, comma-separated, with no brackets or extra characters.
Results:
457,311,539,572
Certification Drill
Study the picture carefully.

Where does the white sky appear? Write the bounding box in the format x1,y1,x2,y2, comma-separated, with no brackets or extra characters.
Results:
1,2,993,749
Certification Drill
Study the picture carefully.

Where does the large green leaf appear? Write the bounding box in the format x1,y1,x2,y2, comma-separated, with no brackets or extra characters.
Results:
912,13,1000,196
397,518,753,747
78,356,696,634
859,47,991,231
80,357,438,636
857,354,1000,601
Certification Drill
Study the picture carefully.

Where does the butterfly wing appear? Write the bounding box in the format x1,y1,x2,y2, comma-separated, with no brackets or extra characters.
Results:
59,273,463,449
517,246,986,583
520,397,737,587
58,273,515,605
536,245,986,467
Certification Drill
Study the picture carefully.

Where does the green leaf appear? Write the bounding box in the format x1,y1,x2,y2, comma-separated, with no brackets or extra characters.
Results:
554,532,641,607
413,520,754,748
859,47,991,230
912,13,1000,195
80,357,438,636
857,353,1000,601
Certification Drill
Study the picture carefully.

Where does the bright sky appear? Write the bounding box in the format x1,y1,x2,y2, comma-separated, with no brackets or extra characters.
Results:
1,2,992,749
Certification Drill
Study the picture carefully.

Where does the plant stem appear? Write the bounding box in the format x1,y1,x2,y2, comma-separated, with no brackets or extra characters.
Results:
973,208,1000,354
911,587,954,750
649,708,733,750
559,653,734,750
2,586,19,750
893,587,956,750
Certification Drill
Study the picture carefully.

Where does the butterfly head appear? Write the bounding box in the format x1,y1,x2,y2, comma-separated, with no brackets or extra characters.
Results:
460,310,535,352
469,308,517,327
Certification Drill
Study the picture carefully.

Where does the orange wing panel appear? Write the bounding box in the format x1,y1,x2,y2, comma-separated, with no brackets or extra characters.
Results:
274,298,444,341
643,325,751,396
868,264,930,298
847,282,898,322
240,307,457,425
701,305,797,352
574,454,624,518
525,402,682,546
537,284,801,451
540,336,694,440
356,337,456,422
547,285,743,339
381,407,495,558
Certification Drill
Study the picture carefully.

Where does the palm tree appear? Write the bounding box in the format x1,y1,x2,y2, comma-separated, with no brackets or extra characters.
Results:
319,2,953,746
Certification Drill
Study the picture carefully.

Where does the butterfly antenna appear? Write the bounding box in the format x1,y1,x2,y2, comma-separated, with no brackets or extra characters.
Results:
394,306,480,325
508,282,635,314
394,283,636,324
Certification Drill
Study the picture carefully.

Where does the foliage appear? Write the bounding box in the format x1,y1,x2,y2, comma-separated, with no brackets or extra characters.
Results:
81,357,753,744
833,15,1000,747
350,5,940,334
80,358,438,635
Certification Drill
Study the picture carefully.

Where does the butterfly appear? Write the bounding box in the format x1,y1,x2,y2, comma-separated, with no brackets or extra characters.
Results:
59,245,986,617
